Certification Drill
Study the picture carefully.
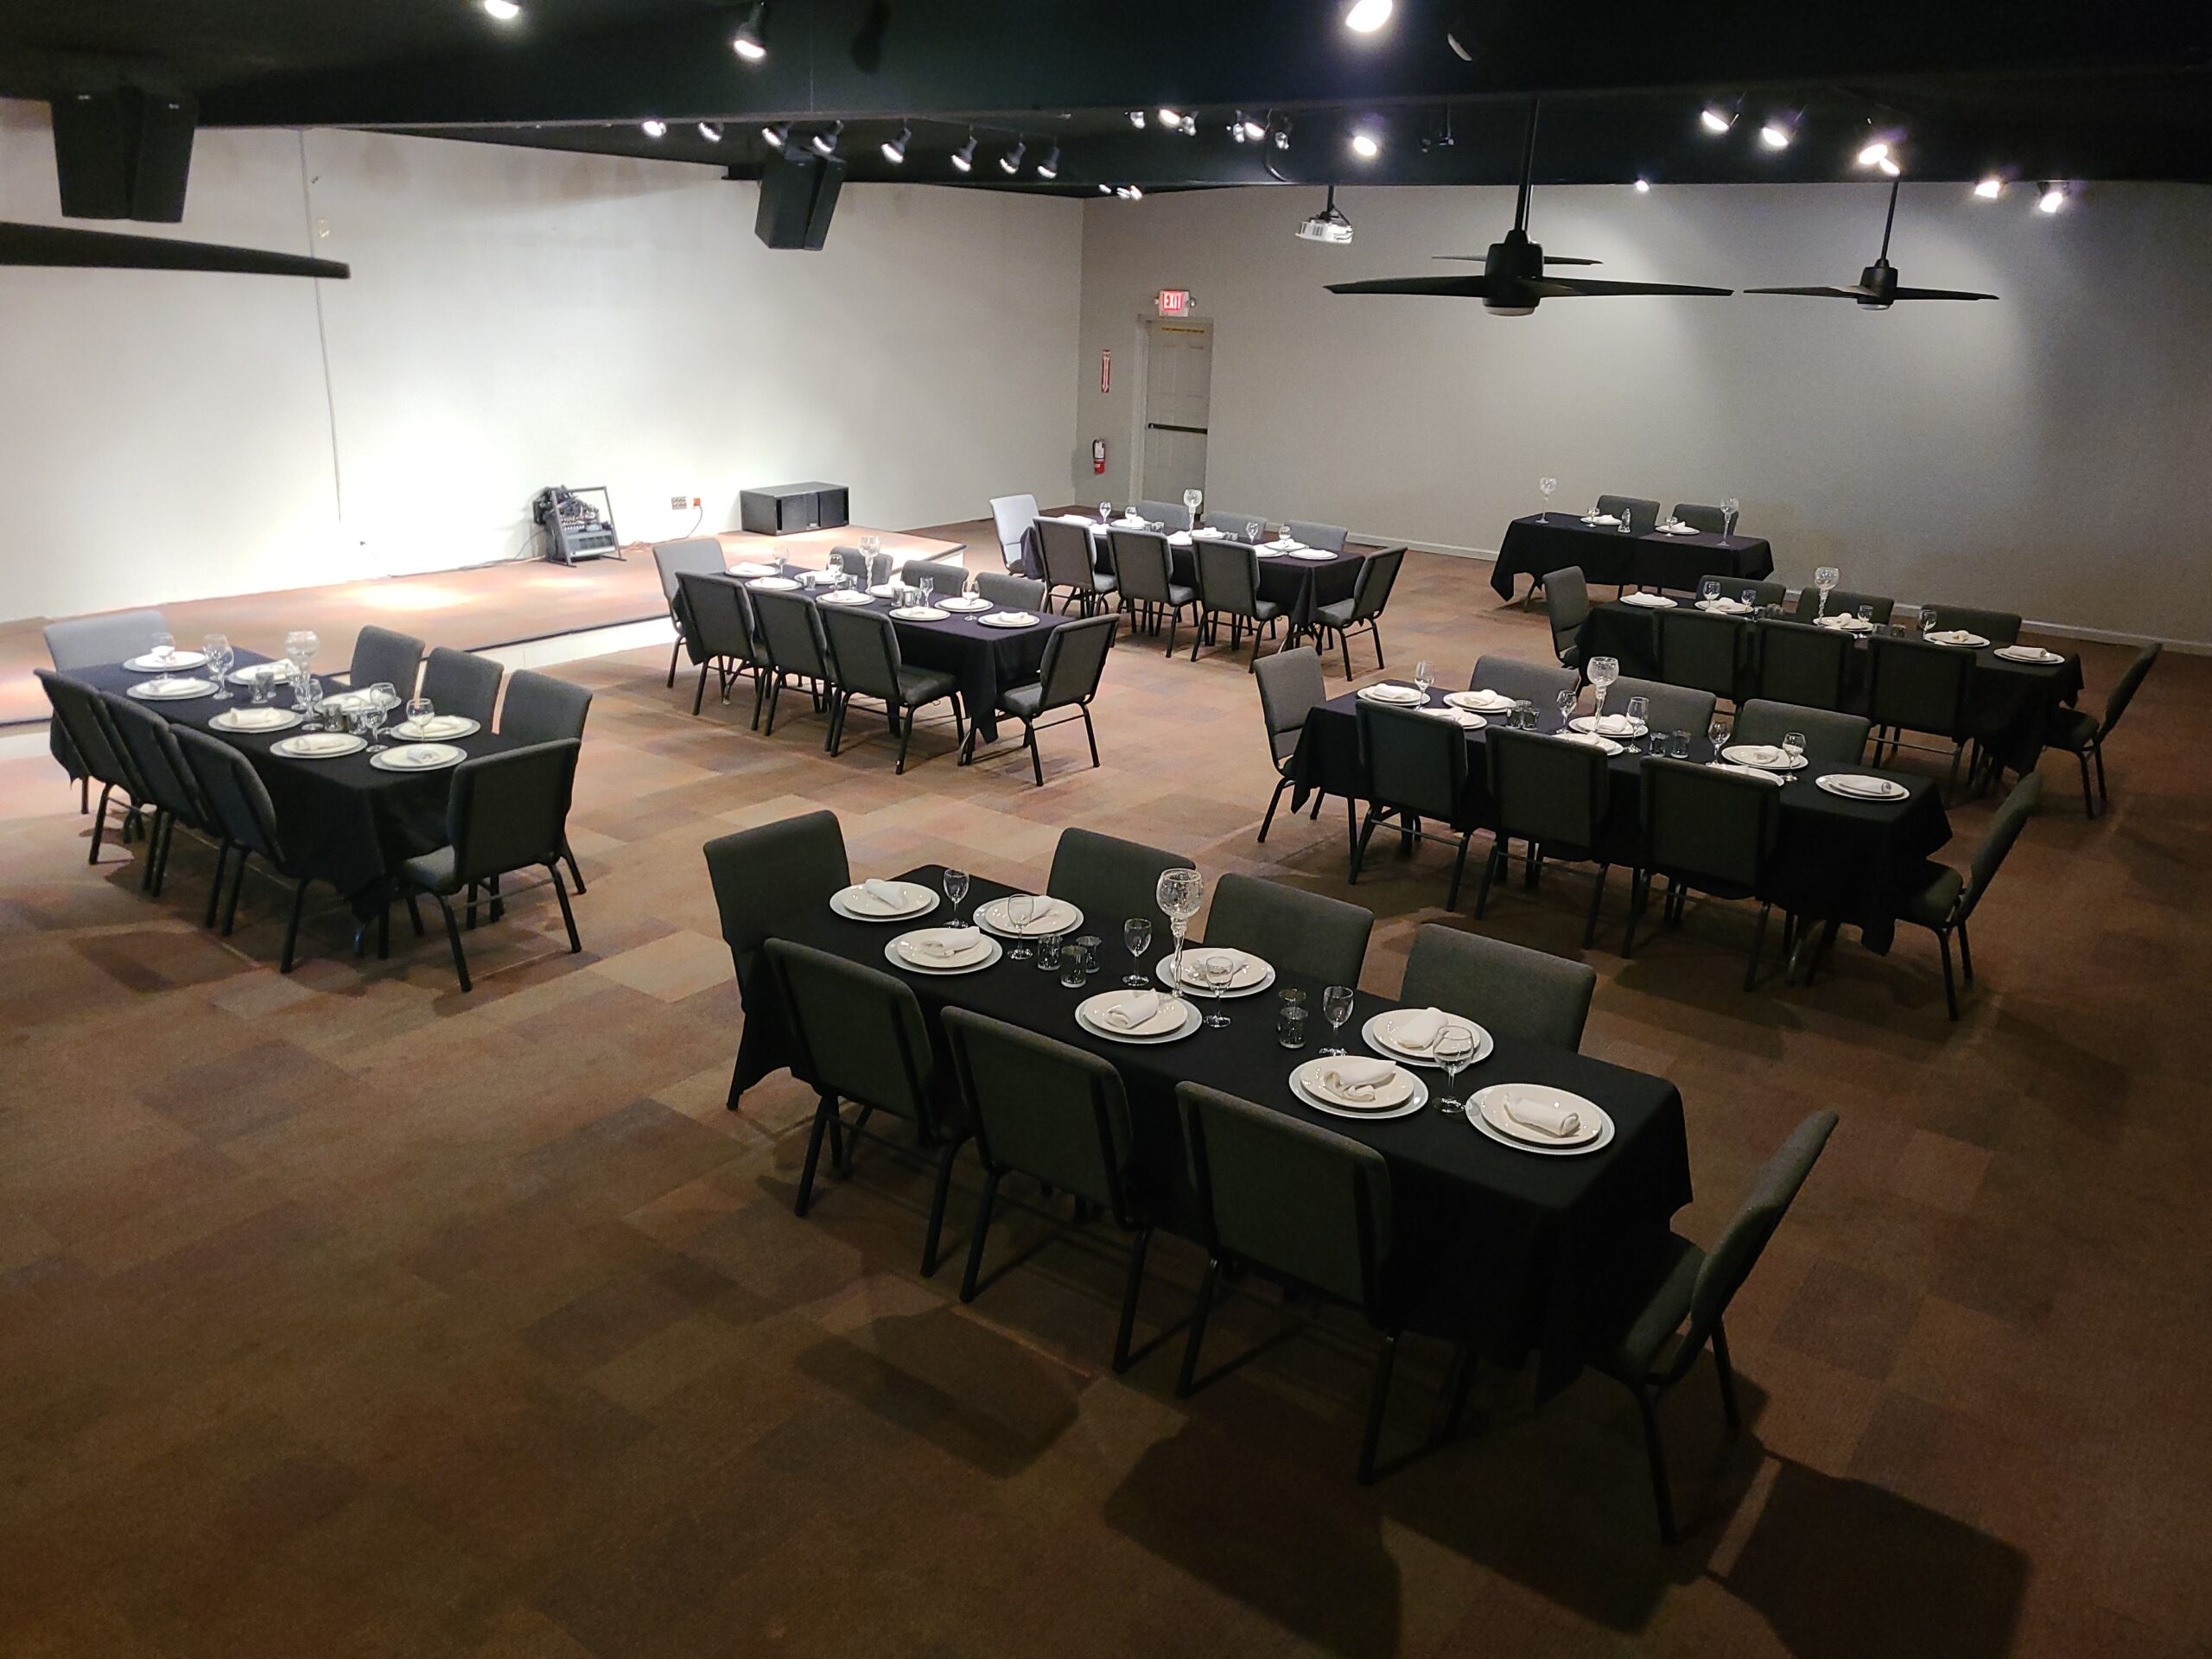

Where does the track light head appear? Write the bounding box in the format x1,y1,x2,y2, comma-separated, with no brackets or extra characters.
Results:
1758,115,1795,150
950,134,976,173
1974,175,2005,200
731,2,766,61
810,120,842,157
1343,0,1393,34
1126,110,1147,130
1700,102,1736,135
881,123,910,164
1349,127,1381,161
640,119,667,138
2037,181,2068,213
999,140,1026,175
1634,176,1650,193
481,0,521,20
697,122,723,143
1035,145,1060,181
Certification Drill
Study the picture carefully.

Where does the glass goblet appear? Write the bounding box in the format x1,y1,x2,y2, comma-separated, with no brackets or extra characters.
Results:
1434,1026,1475,1111
204,634,232,700
1624,694,1649,741
1201,952,1235,1027
943,867,969,927
1006,893,1036,960
1320,984,1356,1057
1587,656,1621,723
1122,917,1153,988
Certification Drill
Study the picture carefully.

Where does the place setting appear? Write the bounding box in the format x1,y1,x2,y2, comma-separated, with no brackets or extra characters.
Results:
271,730,368,760
1074,986,1202,1045
1619,590,1676,607
126,673,219,702
747,575,803,591
1355,679,1430,707
1717,740,1807,772
977,610,1042,629
1363,1004,1495,1068
370,741,467,772
729,560,779,577
226,659,292,689
1465,1084,1616,1156
1289,1054,1429,1122
974,891,1084,940
1445,688,1516,717
1155,944,1274,1000
1997,643,2067,665
830,877,941,922
209,703,302,734
1814,771,1912,802
1923,626,1991,649
884,925,1003,975
123,634,207,672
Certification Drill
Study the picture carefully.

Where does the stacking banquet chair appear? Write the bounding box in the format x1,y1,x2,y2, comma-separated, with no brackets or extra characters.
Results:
1204,871,1373,988
1543,567,1590,670
173,726,329,969
397,739,582,993
1175,1082,1413,1484
103,694,220,908
1752,620,1853,712
2045,642,2158,818
1704,575,1785,609
762,938,970,1275
1657,609,1746,709
702,809,851,1109
1399,924,1597,1051
988,493,1039,569
749,587,838,741
345,626,426,698
1038,518,1114,616
1671,503,1726,533
1253,646,1342,844
1351,702,1484,907
1897,772,2042,1018
1045,827,1194,945
1192,540,1283,670
1730,698,1868,767
1596,493,1662,536
1202,508,1268,540
1609,675,1715,741
1107,526,1198,652
1287,520,1351,552
1131,497,1192,531
653,537,728,687
980,613,1116,785
1919,603,2020,647
677,571,769,724
942,1009,1157,1368
419,646,503,728
1865,633,1976,794
35,670,146,864
1478,728,1617,947
829,545,868,582
43,607,167,810
818,607,964,774
1311,545,1408,679
1469,653,1579,710
1563,1110,1838,1543
1789,589,1893,626
976,571,1045,610
499,669,593,893
900,560,970,600
1629,758,1783,985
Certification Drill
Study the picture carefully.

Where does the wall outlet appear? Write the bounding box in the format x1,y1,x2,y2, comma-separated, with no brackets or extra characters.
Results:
670,494,689,510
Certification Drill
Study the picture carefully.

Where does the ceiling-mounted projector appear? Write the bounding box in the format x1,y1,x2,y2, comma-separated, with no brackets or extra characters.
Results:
1296,186,1354,245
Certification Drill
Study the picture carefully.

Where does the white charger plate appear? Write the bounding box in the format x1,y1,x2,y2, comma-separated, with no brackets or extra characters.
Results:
747,576,801,591
884,929,1003,975
818,589,875,607
1621,593,1677,607
1075,991,1201,1045
978,613,1039,629
1927,632,1991,649
1291,1059,1428,1122
1570,715,1648,738
1720,744,1806,770
1815,614,1878,632
127,677,217,701
272,732,367,760
1155,948,1275,998
370,742,466,772
1468,1084,1613,1154
888,607,947,622
124,650,207,671
1696,600,1753,616
391,715,480,741
1361,1008,1493,1068
226,661,290,686
1815,772,1910,802
974,894,1084,939
1357,684,1427,706
830,882,940,923
1288,548,1335,562
938,595,992,613
1446,690,1516,714
1419,706,1490,728
1552,731,1626,756
1996,645,2064,665
729,562,778,577
210,708,302,734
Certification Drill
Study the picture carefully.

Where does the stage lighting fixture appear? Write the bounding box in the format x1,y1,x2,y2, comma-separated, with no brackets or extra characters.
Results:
1344,0,1392,34
1700,103,1735,135
881,124,909,164
810,121,842,157
641,119,667,138
1036,146,1060,180
481,0,521,20
999,141,1026,175
951,134,976,173
731,3,766,61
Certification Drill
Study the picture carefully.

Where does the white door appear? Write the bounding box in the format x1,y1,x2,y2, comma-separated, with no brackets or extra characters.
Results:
1138,320,1212,504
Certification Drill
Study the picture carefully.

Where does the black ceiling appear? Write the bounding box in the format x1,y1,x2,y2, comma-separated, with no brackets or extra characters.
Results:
3,0,2207,191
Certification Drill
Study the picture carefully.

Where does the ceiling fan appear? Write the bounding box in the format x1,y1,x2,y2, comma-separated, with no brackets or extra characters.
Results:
1325,100,1731,315
0,222,349,280
1746,175,1995,308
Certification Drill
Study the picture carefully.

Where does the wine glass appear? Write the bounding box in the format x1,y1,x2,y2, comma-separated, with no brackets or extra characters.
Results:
1538,476,1559,516
1201,952,1235,1027
1721,497,1741,535
405,696,434,736
1122,918,1153,988
300,676,324,731
1856,603,1874,627
1433,1026,1476,1113
1813,566,1840,620
1155,869,1205,997
1414,660,1433,701
1700,577,1721,605
204,634,232,699
360,695,389,753
1708,715,1731,758
149,630,176,665
1587,656,1620,724
918,575,937,608
1783,730,1807,779
944,867,969,927
1006,893,1035,959
1624,694,1649,741
1182,487,1203,529
1320,985,1356,1057
284,629,318,683
1554,686,1578,729
1097,500,1112,524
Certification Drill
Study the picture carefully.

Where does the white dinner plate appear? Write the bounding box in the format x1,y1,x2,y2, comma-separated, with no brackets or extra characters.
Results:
391,715,480,741
226,661,289,686
818,589,875,607
271,732,367,760
1696,600,1752,616
1719,743,1805,771
1926,631,1991,649
1288,548,1335,562
1357,683,1427,705
937,595,992,613
126,676,217,701
124,650,207,671
1155,946,1275,997
1469,1084,1613,1154
370,742,466,772
830,882,940,923
1654,524,1700,537
974,894,1084,939
1706,761,1787,786
1570,715,1648,738
1291,1059,1428,1122
747,576,801,591
1620,592,1677,607
1075,990,1201,1045
1996,645,2065,665
885,928,1003,975
1361,1008,1493,1068
209,708,302,734
729,562,779,577
978,613,1040,629
317,688,397,715
1815,772,1910,802
1580,514,1622,528
888,607,947,622
1447,690,1516,714
1815,614,1878,632
1419,705,1490,728
1552,731,1626,756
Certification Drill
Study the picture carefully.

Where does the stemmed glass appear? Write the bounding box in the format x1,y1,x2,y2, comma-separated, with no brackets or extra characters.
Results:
1414,660,1434,702
944,867,970,928
1783,730,1807,781
1434,1026,1475,1113
1700,577,1721,606
362,683,397,752
1182,487,1203,529
1155,869,1205,1000
1320,985,1356,1056
1122,918,1153,988
1587,656,1620,725
405,696,434,736
1721,497,1741,536
1919,607,1939,639
285,629,318,684
1006,893,1036,959
1554,686,1578,729
1539,476,1559,516
1201,952,1235,1027
204,634,233,699
1708,715,1731,758
149,630,176,664
1097,500,1113,524
1624,694,1649,741
299,677,324,731
1813,566,1840,620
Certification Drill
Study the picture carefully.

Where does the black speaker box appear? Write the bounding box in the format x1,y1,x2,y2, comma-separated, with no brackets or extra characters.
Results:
52,89,196,222
754,150,846,251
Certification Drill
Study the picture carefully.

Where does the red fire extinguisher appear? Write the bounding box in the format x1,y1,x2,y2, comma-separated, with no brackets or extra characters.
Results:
1092,439,1107,476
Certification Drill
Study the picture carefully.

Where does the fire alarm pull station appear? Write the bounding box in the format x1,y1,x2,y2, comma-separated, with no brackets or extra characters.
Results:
1092,439,1107,475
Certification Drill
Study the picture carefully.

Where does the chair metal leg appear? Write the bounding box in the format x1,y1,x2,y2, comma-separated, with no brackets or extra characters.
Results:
405,891,425,936
1637,1386,1681,1545
280,876,311,973
1442,1343,1480,1441
2076,749,2097,818
1623,869,1646,957
1957,916,1974,984
1446,830,1473,909
894,707,913,774
563,838,585,894
959,1167,1001,1303
1474,841,1503,918
1081,704,1100,768
1176,1255,1222,1397
377,891,391,960
138,810,164,892
692,662,709,716
763,674,783,735
89,782,114,863
1113,1225,1154,1373
1582,861,1609,948
666,638,681,689
1348,807,1381,884
222,849,250,935
1711,1319,1742,1429
204,842,231,929
1745,900,1770,990
793,1091,836,1217
550,864,581,953
919,1138,963,1278
1938,928,1958,1020
2093,738,2109,808
1027,721,1044,786
1258,774,1293,843
432,893,472,992
1357,1331,1402,1485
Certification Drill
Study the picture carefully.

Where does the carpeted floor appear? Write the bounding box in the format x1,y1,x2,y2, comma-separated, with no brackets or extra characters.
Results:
3,529,2207,1658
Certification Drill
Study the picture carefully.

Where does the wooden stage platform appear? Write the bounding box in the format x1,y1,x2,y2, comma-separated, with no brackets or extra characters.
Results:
1,524,967,728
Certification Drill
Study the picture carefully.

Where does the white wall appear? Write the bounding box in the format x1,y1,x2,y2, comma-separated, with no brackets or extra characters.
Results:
0,100,1082,622
1073,181,2212,645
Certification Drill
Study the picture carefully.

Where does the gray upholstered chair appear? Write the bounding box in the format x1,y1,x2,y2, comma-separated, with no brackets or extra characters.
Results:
1204,872,1372,989
899,559,970,599
1596,494,1662,536
35,670,145,864
1656,609,1745,707
1131,498,1192,531
1753,620,1853,712
1287,520,1351,552
346,626,426,698
1469,653,1579,709
702,810,850,1108
2045,642,2157,818
1790,588,1893,626
1107,527,1197,653
173,725,325,968
1730,699,1867,768
1919,603,2022,647
1543,567,1590,669
677,571,768,723
43,608,167,807
1478,728,1615,947
818,607,964,774
1670,503,1726,534
102,692,216,906
398,739,582,992
987,613,1116,785
976,571,1045,611
1192,540,1282,670
1609,675,1716,739
1630,758,1782,983
1399,925,1598,1051
829,544,868,582
652,537,728,687
1036,518,1107,614
1351,702,1483,907
1866,634,1976,791
419,646,503,727
1202,509,1269,540
1253,645,1331,843
761,938,968,1275
942,1009,1154,1367
499,669,593,893
1573,1111,1838,1542
1174,1083,1408,1483
1045,828,1193,945
1898,772,2042,1017
1311,546,1407,679
749,588,837,741
1700,575,1786,609
988,493,1039,568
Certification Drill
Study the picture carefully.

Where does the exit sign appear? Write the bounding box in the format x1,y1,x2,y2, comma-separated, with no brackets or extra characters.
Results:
1156,289,1192,317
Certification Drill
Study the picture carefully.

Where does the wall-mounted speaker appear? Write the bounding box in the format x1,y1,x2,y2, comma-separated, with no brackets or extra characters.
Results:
51,89,196,222
754,151,846,251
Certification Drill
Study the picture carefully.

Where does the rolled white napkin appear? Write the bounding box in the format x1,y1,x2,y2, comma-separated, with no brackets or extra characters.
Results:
1996,645,2060,664
848,879,912,914
1179,948,1255,986
1389,1007,1446,1054
1621,591,1675,608
1706,761,1787,786
900,928,981,962
1929,629,1977,646
1320,1058,1400,1103
1593,714,1640,735
1455,689,1515,711
1103,990,1166,1030
1497,1088,1581,1138
999,896,1075,935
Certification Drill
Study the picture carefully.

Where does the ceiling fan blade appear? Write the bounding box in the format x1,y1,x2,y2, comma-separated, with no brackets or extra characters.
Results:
1541,276,1735,297
1745,285,1876,298
1327,275,1503,298
1541,256,1602,266
0,221,350,279
1890,286,1999,302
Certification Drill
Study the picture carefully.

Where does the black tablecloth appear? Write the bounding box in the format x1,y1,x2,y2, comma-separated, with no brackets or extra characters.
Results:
1492,514,1774,601
74,651,521,916
1025,520,1368,636
1573,601,2086,772
1292,690,1951,949
760,867,1693,1395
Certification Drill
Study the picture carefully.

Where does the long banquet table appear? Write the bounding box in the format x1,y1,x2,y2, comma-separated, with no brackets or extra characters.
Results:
758,864,1694,1395
1030,512,1370,638
1491,512,1775,601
